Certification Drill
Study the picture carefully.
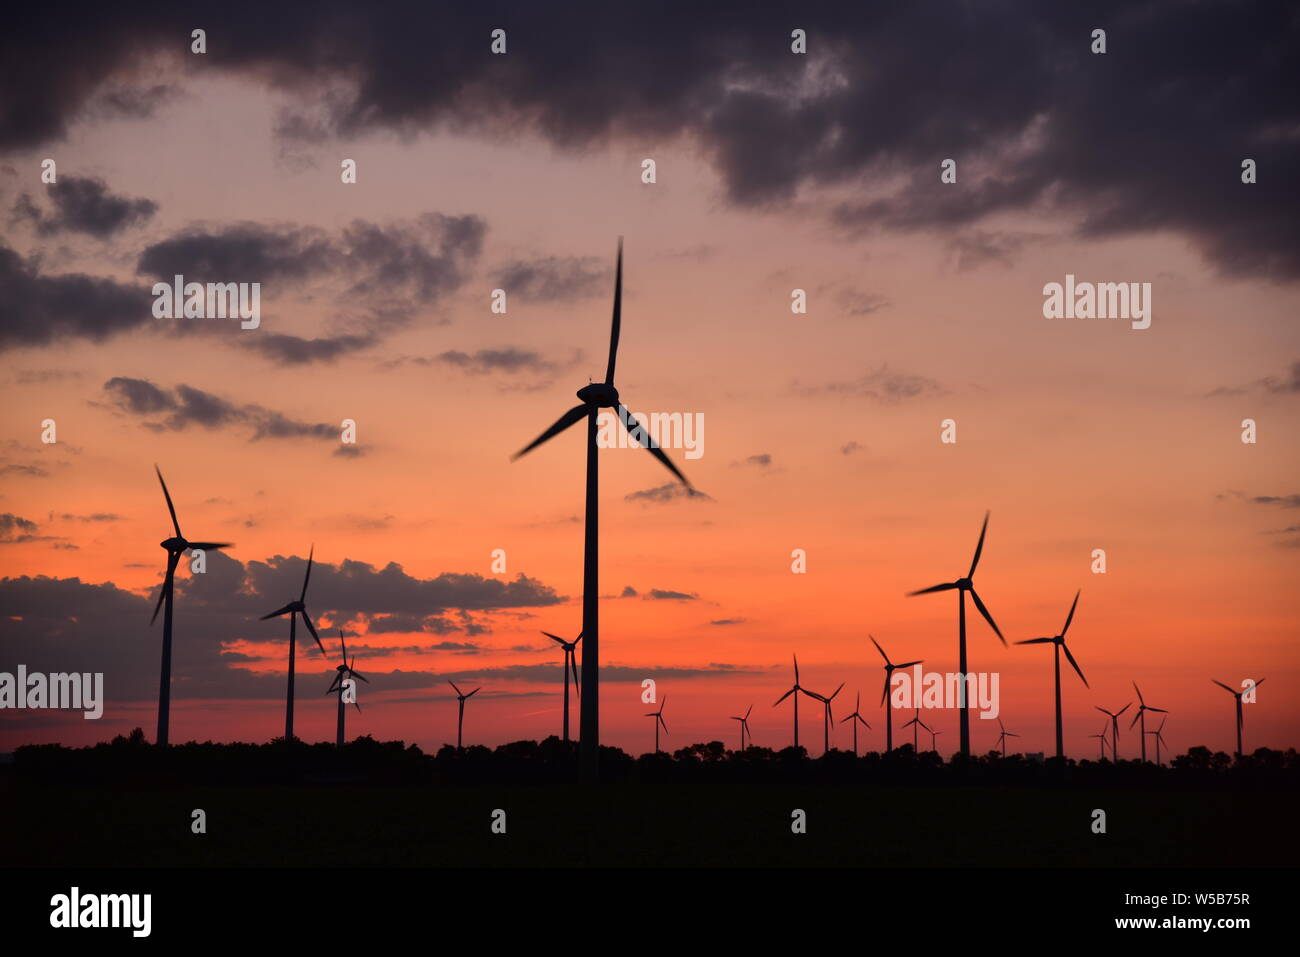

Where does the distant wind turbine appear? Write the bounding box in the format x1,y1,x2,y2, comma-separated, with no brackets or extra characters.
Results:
902,708,930,752
870,635,922,752
907,512,1005,756
1146,715,1169,767
730,704,753,751
1129,682,1167,763
542,630,582,742
839,693,871,755
1016,589,1089,759
150,466,232,748
325,630,368,747
807,681,845,755
512,238,691,779
1094,703,1131,761
260,545,328,742
646,695,668,753
1089,727,1109,761
928,727,944,753
448,680,480,750
773,655,812,749
995,717,1019,757
1212,678,1265,759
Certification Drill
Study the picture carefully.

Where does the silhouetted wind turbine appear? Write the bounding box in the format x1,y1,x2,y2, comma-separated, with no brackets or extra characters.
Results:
839,693,871,755
773,655,812,749
870,635,922,752
902,708,929,752
1094,703,1131,761
1212,678,1265,759
1089,727,1109,761
807,681,845,755
448,680,479,750
646,695,668,753
995,717,1019,757
260,546,328,742
1016,589,1088,759
325,630,367,747
1146,715,1169,767
150,466,232,748
907,512,1005,756
1129,682,1167,763
542,630,582,742
928,727,944,753
512,238,690,779
730,704,753,751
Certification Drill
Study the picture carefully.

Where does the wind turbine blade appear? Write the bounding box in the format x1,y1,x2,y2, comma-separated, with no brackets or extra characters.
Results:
1062,643,1089,687
467,688,480,697
744,704,753,719
185,541,233,551
1006,731,1019,737
512,404,588,460
968,511,990,577
570,656,581,699
1061,589,1080,636
793,654,800,683
969,588,1005,644
339,630,348,661
448,680,462,696
155,465,182,538
1211,679,1235,694
151,552,180,624
839,714,852,724
658,715,668,733
617,404,690,486
896,659,923,669
1250,677,1266,689
573,632,583,645
1148,706,1167,713
774,688,795,706
605,237,623,385
1016,637,1054,645
300,610,326,656
260,603,295,620
1116,703,1131,716
1094,706,1111,717
541,631,567,646
908,582,958,596
1129,711,1141,729
870,635,892,665
351,671,369,683
300,545,314,601
881,674,891,707
353,700,361,713
1133,681,1145,706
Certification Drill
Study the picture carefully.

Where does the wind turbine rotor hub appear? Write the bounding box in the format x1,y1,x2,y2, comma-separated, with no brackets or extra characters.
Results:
577,382,619,407
160,537,187,551
956,577,973,590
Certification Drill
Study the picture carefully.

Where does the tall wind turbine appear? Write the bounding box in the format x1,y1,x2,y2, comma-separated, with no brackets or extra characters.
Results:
1129,682,1167,763
1146,715,1169,767
995,717,1019,757
325,630,368,747
150,466,232,748
730,704,753,751
1094,703,1131,761
542,630,582,742
646,695,668,753
1015,589,1088,759
1212,678,1265,759
870,636,922,752
839,693,871,755
907,512,1005,757
902,708,930,752
448,680,480,750
512,238,690,779
773,655,812,749
260,546,328,742
807,681,845,755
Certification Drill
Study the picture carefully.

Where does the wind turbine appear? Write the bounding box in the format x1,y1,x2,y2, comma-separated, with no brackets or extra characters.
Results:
260,546,328,742
807,681,845,755
1146,715,1169,767
901,708,930,752
541,630,582,742
1094,703,1131,761
838,693,871,755
870,635,922,752
325,630,368,747
448,680,480,750
646,695,668,753
1089,728,1109,761
907,512,1005,757
730,704,753,751
512,238,691,779
1015,589,1088,759
1212,678,1265,759
773,655,812,749
995,717,1019,757
1129,682,1167,763
150,466,232,748
928,727,944,754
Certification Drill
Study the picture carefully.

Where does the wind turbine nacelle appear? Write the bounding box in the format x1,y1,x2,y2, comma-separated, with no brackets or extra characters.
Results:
577,382,619,407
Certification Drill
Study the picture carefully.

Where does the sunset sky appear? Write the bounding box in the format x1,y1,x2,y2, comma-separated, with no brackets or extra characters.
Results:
2,2,1297,759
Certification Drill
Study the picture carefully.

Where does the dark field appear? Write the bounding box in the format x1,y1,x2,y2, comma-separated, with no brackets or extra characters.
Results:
4,778,1293,868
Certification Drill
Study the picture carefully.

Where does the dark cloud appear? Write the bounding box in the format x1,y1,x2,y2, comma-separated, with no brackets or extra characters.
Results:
797,365,945,404
2,4,1294,278
0,244,148,349
136,223,338,284
624,483,714,504
0,513,39,542
644,588,698,601
0,463,49,477
620,585,638,598
1251,494,1300,508
732,453,772,469
709,618,747,626
1209,360,1300,398
433,348,563,376
13,175,157,238
944,230,1041,271
102,376,336,442
244,332,378,365
491,256,610,302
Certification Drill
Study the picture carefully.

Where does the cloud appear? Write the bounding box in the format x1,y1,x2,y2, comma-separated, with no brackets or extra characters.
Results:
433,348,565,376
0,513,39,543
732,453,772,469
490,256,610,302
797,364,945,404
1209,360,1300,398
841,441,864,455
3,5,1296,278
709,618,747,626
1250,494,1300,509
12,175,157,237
643,588,699,601
0,243,148,349
624,483,714,504
619,585,638,598
102,376,336,442
944,230,1041,271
